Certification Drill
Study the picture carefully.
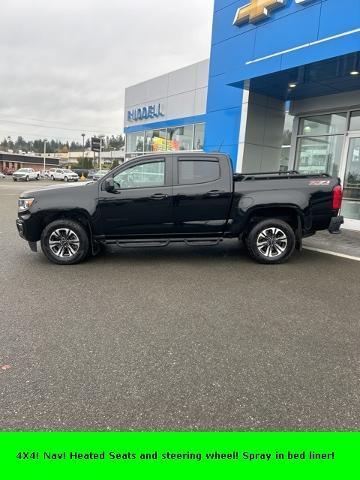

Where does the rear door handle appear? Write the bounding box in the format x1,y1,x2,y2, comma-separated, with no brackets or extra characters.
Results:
205,190,224,197
150,193,168,200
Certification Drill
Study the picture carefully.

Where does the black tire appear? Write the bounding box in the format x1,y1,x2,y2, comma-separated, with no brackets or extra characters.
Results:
51,176,55,181
41,219,90,265
64,176,68,182
245,219,295,264
26,176,29,182
13,178,17,182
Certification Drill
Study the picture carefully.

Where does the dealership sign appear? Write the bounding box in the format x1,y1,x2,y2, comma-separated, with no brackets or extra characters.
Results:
127,104,165,122
234,0,315,26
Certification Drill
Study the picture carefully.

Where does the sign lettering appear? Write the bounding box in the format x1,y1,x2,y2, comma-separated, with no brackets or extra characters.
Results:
127,104,165,122
233,0,315,26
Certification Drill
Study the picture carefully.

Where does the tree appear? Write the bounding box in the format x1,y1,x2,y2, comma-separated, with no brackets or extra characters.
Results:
111,159,119,170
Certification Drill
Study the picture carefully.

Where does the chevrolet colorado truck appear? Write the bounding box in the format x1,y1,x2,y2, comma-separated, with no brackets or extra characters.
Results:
16,152,344,265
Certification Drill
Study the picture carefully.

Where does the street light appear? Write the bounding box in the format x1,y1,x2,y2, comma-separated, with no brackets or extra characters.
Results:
99,135,105,170
43,139,48,173
81,133,85,161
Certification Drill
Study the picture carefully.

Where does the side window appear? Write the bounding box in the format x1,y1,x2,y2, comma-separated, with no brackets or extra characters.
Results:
178,159,220,185
114,161,165,189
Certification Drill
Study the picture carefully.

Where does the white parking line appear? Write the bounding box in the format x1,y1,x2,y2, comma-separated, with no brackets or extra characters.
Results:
303,246,360,262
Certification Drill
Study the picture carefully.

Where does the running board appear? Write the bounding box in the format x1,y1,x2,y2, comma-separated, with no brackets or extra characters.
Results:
104,238,223,248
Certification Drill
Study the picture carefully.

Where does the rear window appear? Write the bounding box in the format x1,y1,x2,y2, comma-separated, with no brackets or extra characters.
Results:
178,159,220,185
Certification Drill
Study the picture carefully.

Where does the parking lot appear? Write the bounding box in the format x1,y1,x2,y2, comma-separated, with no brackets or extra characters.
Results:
1,177,359,431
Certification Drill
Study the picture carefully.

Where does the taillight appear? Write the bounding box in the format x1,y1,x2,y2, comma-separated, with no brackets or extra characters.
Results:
332,185,343,210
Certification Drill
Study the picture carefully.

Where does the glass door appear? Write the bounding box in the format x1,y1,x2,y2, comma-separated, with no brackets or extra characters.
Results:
341,135,360,229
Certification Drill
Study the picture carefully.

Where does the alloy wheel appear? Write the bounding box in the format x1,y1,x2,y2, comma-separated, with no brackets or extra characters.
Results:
48,228,80,258
256,227,288,258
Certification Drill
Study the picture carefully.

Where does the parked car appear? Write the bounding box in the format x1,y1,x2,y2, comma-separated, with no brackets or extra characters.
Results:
38,170,50,179
92,170,109,181
0,172,6,179
48,168,79,182
16,152,344,265
72,169,89,178
87,169,97,180
13,168,40,182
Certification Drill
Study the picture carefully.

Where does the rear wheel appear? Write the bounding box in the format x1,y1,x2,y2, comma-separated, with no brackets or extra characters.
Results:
41,219,89,265
13,178,17,182
245,219,295,264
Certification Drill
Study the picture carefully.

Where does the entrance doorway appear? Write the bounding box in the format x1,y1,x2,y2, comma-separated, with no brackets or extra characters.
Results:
341,134,360,230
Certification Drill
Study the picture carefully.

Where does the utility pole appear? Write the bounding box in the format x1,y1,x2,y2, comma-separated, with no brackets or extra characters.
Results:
81,133,85,163
43,140,47,172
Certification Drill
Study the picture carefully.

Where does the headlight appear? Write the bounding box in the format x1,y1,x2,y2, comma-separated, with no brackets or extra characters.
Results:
18,198,34,212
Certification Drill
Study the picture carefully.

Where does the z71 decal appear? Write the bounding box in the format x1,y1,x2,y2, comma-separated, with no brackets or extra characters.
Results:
309,180,331,186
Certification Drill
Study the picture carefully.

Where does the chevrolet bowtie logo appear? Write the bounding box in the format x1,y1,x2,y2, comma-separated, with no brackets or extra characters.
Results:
233,0,287,25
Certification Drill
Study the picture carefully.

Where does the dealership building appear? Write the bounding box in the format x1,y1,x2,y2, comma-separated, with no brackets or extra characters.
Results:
124,0,360,230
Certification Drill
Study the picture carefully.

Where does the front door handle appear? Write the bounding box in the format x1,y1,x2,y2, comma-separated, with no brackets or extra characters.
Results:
150,193,168,200
205,190,224,197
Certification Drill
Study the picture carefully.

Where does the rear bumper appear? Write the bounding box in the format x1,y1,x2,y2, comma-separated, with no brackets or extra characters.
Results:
328,215,344,234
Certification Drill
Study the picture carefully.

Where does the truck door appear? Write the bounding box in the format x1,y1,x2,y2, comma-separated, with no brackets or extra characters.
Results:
98,156,174,237
172,155,232,235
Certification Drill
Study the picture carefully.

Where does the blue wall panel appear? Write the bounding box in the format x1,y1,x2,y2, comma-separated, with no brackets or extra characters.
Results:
204,0,360,162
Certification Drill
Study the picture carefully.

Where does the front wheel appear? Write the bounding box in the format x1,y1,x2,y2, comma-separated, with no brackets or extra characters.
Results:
64,176,68,182
41,219,90,265
245,219,296,264
51,176,55,181
25,176,29,182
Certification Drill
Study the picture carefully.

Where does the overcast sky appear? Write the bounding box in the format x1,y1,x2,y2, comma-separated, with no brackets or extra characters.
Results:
0,0,213,143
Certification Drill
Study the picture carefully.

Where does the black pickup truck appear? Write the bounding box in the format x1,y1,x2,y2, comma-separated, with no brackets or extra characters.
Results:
16,152,344,265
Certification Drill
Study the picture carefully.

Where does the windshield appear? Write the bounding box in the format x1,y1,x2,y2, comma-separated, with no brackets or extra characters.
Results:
17,169,30,173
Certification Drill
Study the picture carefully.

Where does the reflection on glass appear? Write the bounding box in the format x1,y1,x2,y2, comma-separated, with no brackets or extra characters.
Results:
167,125,193,151
126,132,144,153
349,111,360,132
296,136,343,176
194,123,205,150
342,137,360,221
299,113,347,136
127,123,206,154
114,161,165,189
145,130,167,152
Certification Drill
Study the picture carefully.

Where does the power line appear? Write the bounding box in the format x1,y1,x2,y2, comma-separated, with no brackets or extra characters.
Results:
0,118,116,135
0,114,119,132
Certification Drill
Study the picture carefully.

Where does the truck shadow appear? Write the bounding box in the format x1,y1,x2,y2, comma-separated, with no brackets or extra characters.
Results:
87,239,302,267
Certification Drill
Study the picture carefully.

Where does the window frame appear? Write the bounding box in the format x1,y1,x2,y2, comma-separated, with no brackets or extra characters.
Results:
174,155,221,186
106,156,172,191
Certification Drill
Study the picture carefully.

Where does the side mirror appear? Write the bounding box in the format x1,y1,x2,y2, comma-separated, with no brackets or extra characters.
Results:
104,177,115,192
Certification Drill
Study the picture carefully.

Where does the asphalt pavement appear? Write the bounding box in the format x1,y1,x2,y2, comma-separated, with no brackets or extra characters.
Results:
0,177,359,431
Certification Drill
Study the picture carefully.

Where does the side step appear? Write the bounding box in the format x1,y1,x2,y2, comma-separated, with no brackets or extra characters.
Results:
104,238,223,248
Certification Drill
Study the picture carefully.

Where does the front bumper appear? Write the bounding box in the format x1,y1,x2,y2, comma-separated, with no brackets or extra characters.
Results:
16,219,38,252
16,218,25,238
328,215,344,234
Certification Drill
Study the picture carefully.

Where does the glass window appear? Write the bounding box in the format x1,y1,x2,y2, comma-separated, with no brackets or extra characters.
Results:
126,132,144,153
167,125,193,151
178,160,220,185
296,136,343,176
349,111,360,131
114,161,165,189
144,129,167,152
194,123,205,150
342,137,360,221
299,113,347,136
280,110,294,171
